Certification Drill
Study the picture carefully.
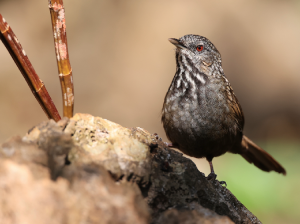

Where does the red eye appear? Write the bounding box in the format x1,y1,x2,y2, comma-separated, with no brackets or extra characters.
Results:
196,45,203,52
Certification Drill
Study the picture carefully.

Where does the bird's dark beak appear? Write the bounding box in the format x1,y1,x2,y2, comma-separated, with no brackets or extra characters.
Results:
168,38,187,50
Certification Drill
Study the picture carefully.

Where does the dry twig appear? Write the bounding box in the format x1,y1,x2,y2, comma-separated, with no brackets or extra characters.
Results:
48,0,74,118
0,14,61,122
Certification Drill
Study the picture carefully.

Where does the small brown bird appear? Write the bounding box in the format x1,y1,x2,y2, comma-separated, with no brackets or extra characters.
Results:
162,34,286,181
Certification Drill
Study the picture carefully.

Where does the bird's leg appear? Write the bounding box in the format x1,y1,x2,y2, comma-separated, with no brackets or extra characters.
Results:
206,158,227,186
207,159,217,180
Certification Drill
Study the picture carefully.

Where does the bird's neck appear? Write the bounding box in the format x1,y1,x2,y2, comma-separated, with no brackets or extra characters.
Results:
173,53,208,89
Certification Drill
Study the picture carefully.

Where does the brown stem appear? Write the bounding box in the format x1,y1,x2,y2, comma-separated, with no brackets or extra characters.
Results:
0,14,61,122
48,0,74,118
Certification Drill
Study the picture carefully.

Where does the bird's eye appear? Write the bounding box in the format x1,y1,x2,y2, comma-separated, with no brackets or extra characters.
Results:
196,45,204,52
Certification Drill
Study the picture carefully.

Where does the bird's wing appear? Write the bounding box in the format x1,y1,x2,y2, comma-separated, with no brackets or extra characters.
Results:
227,85,245,132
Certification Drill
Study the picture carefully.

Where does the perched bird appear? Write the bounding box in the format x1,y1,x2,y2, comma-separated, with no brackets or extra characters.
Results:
161,34,286,181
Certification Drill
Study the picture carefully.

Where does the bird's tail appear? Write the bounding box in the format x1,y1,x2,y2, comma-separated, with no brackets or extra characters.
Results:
239,136,286,175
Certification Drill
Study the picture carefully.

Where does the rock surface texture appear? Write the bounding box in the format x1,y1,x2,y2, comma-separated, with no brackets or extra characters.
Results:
0,113,262,224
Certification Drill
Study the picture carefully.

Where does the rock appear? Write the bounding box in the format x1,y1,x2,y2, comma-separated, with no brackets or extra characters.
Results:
147,140,261,224
0,136,49,180
156,203,234,224
0,159,149,224
1,116,149,224
0,113,262,224
66,113,152,184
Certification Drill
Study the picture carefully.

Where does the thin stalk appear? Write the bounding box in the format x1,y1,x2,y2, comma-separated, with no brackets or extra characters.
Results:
48,0,74,118
0,14,61,122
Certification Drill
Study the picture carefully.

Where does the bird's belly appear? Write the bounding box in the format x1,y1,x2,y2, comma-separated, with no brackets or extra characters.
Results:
162,94,237,158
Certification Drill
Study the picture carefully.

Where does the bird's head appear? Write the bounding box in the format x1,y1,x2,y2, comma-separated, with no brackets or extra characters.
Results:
169,34,222,70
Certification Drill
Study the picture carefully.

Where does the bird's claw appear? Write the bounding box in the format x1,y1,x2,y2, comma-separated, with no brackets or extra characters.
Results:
219,181,227,187
207,173,227,187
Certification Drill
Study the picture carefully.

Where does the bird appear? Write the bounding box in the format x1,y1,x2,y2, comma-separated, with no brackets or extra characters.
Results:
161,34,286,181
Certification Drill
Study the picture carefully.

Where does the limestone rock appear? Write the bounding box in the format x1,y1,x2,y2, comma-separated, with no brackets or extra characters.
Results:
1,116,149,224
66,113,153,185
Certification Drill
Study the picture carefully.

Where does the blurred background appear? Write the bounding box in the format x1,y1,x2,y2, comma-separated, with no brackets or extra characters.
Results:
0,0,299,223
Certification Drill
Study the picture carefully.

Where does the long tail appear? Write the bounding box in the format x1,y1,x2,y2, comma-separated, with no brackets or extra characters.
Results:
239,136,286,175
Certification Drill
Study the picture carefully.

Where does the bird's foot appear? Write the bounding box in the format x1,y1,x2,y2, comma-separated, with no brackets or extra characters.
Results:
207,172,217,181
207,172,227,187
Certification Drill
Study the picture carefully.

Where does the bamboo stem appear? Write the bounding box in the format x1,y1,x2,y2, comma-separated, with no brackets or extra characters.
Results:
48,0,74,118
0,14,61,122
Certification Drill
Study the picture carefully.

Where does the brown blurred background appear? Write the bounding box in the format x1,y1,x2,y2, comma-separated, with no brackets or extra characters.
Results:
0,0,300,223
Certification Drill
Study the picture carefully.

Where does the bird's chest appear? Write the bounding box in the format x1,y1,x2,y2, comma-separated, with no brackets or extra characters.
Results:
162,79,235,140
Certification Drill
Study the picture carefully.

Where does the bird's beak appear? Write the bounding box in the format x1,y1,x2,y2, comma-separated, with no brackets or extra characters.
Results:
168,38,187,50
